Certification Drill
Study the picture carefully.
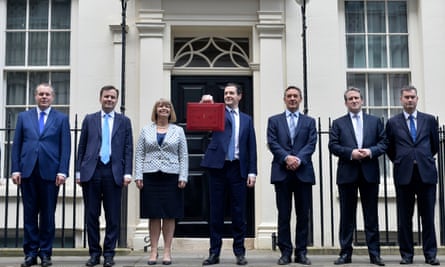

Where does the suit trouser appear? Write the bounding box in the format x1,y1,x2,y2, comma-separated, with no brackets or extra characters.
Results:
208,160,247,256
21,162,59,258
337,174,380,258
274,177,312,257
82,161,122,258
396,165,437,260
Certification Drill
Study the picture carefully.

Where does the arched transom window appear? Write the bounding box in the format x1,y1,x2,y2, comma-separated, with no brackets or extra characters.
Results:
173,37,250,68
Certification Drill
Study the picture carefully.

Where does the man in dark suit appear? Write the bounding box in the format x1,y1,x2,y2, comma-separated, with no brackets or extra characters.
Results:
267,86,316,265
201,83,257,266
386,85,440,266
11,83,71,267
328,87,386,266
76,85,133,267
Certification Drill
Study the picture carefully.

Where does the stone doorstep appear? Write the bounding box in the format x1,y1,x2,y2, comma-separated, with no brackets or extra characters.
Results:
1,246,444,257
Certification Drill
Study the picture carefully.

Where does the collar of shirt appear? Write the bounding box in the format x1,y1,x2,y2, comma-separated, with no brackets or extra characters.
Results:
349,110,363,120
226,107,239,115
286,109,299,118
37,107,51,116
101,110,115,118
403,110,417,120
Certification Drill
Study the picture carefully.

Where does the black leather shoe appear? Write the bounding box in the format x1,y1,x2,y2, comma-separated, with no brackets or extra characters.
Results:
425,258,440,265
21,256,37,267
400,258,413,264
277,255,291,265
40,256,52,267
235,255,247,265
370,256,385,266
334,254,352,265
103,257,115,267
202,254,220,265
85,256,100,267
295,254,311,265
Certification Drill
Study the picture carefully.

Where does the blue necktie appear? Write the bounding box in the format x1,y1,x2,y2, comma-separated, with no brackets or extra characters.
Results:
409,115,416,142
39,111,45,134
289,113,296,144
227,110,236,160
100,114,111,164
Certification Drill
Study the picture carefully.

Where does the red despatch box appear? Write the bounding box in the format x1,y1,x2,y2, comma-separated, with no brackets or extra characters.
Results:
186,103,225,131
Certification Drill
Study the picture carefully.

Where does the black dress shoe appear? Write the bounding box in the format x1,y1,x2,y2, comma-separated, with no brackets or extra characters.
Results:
425,258,440,265
103,257,115,267
277,255,291,265
334,254,352,265
85,256,100,267
202,254,220,265
40,256,52,267
370,256,385,266
400,258,413,264
21,256,37,267
295,254,311,265
235,255,248,265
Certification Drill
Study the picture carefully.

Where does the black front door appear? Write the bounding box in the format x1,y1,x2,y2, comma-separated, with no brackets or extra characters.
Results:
171,76,255,238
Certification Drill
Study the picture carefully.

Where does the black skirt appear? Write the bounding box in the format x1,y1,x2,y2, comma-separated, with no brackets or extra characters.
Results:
139,171,184,219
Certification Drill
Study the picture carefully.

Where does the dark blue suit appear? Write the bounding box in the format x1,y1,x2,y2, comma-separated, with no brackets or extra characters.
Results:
11,108,71,259
328,112,386,258
201,109,257,256
76,111,133,258
386,112,439,261
267,112,316,258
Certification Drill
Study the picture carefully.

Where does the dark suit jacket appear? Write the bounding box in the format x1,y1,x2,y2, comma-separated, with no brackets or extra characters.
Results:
11,108,71,179
328,112,387,184
386,112,439,185
267,112,317,184
201,109,257,178
76,111,133,186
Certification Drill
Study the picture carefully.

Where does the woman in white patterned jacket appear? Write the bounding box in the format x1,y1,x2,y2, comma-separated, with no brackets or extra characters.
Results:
135,98,189,266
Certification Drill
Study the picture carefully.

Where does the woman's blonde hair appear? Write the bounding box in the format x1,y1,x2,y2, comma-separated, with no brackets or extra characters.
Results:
151,98,177,123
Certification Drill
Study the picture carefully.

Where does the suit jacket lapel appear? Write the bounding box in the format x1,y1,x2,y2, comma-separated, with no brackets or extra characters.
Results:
398,113,413,142
112,113,121,139
32,108,40,135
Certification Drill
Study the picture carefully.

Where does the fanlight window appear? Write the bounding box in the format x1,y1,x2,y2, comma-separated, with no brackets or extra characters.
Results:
174,37,250,68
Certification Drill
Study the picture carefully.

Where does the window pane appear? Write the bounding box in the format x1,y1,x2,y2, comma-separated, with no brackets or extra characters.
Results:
50,32,70,65
368,108,387,121
51,0,71,29
6,32,26,65
390,36,409,68
29,0,49,29
346,73,366,91
28,32,48,66
388,1,407,33
7,0,26,29
345,1,364,33
51,72,70,104
7,72,27,105
367,1,385,33
346,35,366,68
6,108,26,129
368,73,387,106
368,35,387,68
389,73,409,105
28,72,50,103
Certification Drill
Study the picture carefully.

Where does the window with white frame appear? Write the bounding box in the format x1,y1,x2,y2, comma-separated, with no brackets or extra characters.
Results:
345,0,409,120
5,0,71,128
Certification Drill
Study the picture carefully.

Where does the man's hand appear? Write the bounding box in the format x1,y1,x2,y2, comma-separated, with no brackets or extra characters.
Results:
55,175,65,186
11,173,21,185
247,176,256,188
123,177,132,187
285,155,300,171
178,181,187,189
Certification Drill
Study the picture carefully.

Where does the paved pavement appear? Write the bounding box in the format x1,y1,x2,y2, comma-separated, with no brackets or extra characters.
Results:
0,248,443,267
